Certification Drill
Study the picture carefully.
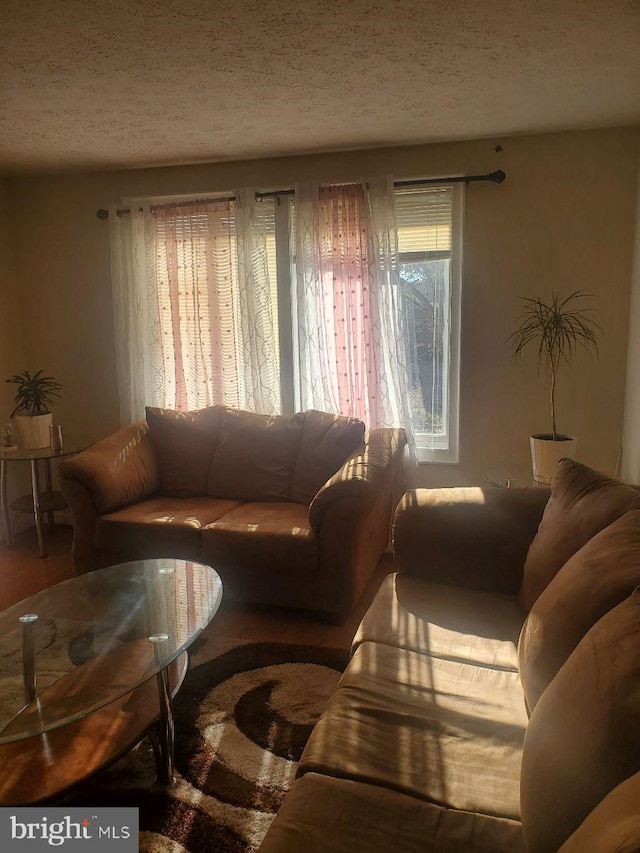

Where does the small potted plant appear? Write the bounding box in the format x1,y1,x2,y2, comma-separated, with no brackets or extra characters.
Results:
6,370,62,449
509,291,601,484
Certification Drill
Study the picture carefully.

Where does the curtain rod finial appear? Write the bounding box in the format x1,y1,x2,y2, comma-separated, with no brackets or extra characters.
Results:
489,170,506,184
96,208,109,220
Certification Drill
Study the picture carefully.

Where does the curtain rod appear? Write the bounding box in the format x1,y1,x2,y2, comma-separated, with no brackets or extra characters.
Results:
96,170,505,219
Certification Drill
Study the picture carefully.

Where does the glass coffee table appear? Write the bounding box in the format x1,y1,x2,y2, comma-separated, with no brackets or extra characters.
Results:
0,558,222,804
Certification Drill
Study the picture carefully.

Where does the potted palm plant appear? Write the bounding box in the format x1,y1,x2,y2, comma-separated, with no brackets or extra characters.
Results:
6,370,62,449
509,291,601,484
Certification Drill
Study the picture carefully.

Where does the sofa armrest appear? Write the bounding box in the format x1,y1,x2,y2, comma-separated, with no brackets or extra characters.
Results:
308,428,407,533
393,486,550,595
58,421,159,515
58,477,100,574
308,428,407,620
59,421,159,574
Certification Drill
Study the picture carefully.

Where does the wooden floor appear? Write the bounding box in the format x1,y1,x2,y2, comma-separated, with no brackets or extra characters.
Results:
0,525,393,649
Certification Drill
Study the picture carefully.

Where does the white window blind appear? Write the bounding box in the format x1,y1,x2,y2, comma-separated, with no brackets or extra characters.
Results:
396,186,453,255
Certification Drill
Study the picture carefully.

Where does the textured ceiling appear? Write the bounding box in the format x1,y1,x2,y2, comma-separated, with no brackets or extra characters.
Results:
1,0,639,175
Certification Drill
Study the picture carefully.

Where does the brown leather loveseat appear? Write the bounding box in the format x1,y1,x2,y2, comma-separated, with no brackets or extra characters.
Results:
59,406,407,623
259,459,640,851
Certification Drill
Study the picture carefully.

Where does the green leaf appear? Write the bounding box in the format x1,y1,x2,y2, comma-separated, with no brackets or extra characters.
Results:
508,291,601,437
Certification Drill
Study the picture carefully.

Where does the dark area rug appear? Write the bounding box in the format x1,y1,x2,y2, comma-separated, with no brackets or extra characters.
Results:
58,636,349,852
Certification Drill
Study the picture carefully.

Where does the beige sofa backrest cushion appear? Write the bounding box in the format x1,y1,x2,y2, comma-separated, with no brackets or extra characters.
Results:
558,771,640,853
290,409,365,504
520,589,640,853
519,509,640,711
146,406,222,496
518,459,640,610
207,408,305,502
146,405,363,504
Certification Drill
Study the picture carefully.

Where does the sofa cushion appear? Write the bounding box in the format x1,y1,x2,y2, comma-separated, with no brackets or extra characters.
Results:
353,573,524,671
201,502,319,608
206,408,305,502
392,486,549,597
97,495,241,560
519,509,640,711
146,406,222,497
558,771,640,853
518,459,640,610
299,641,527,820
290,409,365,504
520,589,640,853
259,772,524,853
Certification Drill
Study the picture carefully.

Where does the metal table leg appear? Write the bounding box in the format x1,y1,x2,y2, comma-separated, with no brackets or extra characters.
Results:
30,459,46,558
20,613,38,703
44,459,54,531
150,667,175,785
149,634,175,785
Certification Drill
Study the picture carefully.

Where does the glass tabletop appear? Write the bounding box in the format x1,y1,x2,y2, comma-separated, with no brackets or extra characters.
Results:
0,558,223,743
0,434,93,462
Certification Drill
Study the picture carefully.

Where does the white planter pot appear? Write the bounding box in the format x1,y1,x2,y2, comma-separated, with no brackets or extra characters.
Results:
14,413,53,449
530,434,577,485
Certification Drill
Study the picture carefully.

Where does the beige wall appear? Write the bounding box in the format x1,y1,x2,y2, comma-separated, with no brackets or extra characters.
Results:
621,149,640,483
0,181,24,417
0,180,31,518
6,126,640,486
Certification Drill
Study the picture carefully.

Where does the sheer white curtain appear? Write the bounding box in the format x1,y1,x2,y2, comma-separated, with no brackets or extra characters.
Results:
109,204,159,425
294,178,415,457
235,188,281,414
366,177,415,448
109,193,280,425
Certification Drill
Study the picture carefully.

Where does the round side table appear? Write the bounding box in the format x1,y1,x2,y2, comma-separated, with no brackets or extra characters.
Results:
0,435,92,557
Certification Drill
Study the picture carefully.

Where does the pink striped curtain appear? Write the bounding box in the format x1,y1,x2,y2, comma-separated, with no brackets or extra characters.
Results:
296,183,382,426
295,178,415,452
319,185,382,424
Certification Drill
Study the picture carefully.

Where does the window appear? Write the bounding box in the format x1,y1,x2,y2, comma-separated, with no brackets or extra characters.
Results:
396,184,462,462
113,180,462,462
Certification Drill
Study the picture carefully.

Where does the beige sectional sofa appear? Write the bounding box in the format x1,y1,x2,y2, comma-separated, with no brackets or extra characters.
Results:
259,459,640,852
59,406,406,623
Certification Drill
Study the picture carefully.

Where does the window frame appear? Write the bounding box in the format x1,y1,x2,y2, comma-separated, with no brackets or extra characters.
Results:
397,182,463,464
